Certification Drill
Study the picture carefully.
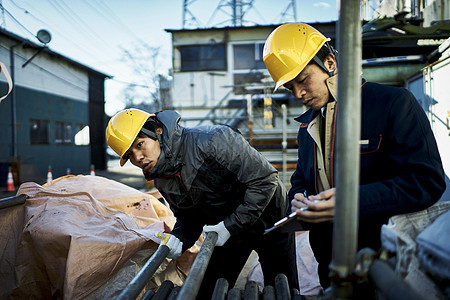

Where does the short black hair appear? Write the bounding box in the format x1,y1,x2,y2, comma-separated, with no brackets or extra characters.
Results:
142,119,158,133
308,42,336,65
139,118,161,140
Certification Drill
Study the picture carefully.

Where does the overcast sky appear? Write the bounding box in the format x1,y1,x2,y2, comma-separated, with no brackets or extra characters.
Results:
1,0,342,115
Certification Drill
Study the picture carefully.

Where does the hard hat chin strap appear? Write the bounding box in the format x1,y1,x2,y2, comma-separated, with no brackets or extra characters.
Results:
312,56,335,77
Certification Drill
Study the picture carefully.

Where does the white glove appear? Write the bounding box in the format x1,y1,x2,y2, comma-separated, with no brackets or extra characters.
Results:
156,232,183,259
202,221,231,246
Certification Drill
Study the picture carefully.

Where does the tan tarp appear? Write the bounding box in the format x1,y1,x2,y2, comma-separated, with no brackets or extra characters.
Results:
0,175,201,299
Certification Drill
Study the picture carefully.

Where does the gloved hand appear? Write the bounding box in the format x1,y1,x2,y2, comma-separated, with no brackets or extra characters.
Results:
202,221,231,246
156,232,183,259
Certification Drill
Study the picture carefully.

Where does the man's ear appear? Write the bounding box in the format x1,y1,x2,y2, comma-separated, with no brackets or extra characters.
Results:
156,127,163,135
325,54,337,72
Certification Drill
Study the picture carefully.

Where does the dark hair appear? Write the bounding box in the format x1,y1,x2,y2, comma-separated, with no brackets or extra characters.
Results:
139,118,161,140
308,42,336,65
142,119,158,133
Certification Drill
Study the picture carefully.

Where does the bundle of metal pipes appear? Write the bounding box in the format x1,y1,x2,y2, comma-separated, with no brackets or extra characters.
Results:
116,231,301,300
138,273,300,300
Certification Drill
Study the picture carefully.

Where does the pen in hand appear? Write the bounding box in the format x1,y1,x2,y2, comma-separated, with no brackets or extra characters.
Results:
298,190,309,211
264,190,310,234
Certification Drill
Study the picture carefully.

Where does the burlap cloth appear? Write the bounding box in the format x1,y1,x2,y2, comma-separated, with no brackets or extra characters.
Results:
0,175,201,299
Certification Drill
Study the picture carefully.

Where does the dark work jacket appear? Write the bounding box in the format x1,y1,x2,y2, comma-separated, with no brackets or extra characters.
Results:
145,111,288,251
288,80,446,265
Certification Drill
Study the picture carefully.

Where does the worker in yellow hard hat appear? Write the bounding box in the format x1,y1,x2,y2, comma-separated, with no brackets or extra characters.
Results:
263,22,445,293
106,108,299,299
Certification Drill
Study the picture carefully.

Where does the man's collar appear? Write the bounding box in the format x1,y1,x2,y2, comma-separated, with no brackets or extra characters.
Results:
325,74,338,101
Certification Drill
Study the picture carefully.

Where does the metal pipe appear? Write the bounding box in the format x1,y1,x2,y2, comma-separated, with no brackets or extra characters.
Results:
166,286,181,300
262,285,275,300
211,278,229,300
116,245,170,300
281,104,287,185
141,289,155,300
227,288,242,300
243,281,259,300
274,273,291,300
329,0,361,298
0,194,26,209
368,260,425,300
153,280,174,300
176,231,218,300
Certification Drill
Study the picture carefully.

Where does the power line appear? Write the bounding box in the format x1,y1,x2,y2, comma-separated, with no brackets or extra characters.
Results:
90,0,145,44
0,43,89,92
46,0,113,47
0,3,35,37
6,0,113,60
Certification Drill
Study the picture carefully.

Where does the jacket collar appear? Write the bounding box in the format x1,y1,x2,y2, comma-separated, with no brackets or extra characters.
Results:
144,110,184,179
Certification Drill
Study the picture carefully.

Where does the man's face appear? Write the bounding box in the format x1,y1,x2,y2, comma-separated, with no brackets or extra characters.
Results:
125,130,162,173
283,62,332,111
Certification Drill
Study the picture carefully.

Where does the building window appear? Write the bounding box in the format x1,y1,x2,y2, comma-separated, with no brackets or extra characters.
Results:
55,122,72,144
179,44,226,71
232,42,267,94
74,124,90,146
233,43,266,70
30,119,49,144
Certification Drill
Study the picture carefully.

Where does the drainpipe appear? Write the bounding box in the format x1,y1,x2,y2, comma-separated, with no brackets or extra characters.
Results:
329,0,361,298
10,42,22,158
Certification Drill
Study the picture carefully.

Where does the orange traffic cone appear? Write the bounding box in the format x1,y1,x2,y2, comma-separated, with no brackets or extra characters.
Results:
90,164,95,176
46,166,53,183
66,168,71,175
6,167,15,192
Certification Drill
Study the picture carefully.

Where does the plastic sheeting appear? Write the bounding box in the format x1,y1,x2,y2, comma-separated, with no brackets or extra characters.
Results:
0,175,201,299
380,200,450,300
416,209,450,282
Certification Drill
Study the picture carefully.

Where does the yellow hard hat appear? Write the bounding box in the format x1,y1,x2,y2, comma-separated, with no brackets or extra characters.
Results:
106,108,155,166
263,23,331,92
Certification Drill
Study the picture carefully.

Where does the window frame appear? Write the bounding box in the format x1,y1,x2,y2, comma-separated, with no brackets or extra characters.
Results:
179,43,227,72
55,121,73,145
30,119,50,145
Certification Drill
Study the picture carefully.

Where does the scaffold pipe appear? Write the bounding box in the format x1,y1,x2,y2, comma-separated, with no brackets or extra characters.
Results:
116,245,170,300
176,231,218,300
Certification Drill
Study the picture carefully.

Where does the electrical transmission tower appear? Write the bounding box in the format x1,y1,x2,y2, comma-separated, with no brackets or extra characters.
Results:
182,0,203,29
207,0,255,27
182,0,297,29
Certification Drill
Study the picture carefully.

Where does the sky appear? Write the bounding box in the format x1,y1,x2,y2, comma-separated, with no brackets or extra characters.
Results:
1,0,342,116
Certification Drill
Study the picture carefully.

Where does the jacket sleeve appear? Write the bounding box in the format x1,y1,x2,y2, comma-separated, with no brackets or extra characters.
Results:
155,186,204,251
210,127,279,235
288,158,309,201
359,88,445,221
170,216,204,252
